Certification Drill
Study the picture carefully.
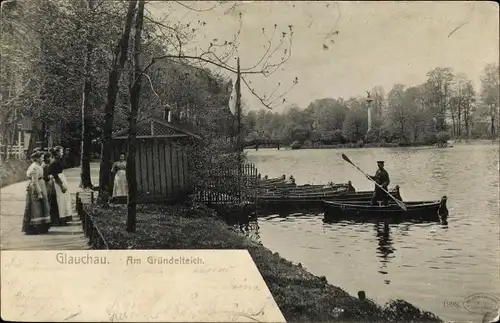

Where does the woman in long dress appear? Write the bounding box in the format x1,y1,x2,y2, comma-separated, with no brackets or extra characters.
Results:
42,152,52,195
48,147,73,226
112,152,128,197
22,151,51,235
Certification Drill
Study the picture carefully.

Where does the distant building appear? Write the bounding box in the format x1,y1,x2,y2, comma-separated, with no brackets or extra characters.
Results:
472,114,493,136
1,116,31,147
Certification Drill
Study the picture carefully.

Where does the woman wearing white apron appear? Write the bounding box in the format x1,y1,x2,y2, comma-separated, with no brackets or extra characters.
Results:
48,147,72,225
112,152,128,197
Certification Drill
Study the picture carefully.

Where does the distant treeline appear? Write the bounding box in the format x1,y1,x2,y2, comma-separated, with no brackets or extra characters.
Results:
243,64,499,147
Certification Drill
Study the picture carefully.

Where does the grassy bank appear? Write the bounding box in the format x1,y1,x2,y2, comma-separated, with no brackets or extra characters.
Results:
0,159,30,188
86,203,442,323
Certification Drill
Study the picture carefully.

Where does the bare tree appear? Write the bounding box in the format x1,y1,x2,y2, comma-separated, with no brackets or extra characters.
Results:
125,0,145,232
387,84,411,140
97,0,138,203
480,63,500,138
450,73,475,137
79,0,95,189
424,67,455,132
139,5,298,110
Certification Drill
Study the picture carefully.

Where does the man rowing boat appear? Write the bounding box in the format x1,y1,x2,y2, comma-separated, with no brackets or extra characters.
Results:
368,160,390,206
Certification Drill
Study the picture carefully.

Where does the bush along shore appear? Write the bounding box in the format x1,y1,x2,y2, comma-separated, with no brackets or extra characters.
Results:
0,159,31,188
86,203,442,323
288,140,451,150
297,142,420,149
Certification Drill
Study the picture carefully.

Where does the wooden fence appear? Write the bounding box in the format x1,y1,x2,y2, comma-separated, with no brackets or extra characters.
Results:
0,145,26,160
194,163,259,205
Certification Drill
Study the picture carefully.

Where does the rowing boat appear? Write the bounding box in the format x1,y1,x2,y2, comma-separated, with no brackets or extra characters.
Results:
259,182,353,195
259,191,370,200
283,183,349,193
259,182,295,188
286,183,347,190
259,176,287,184
322,197,448,223
259,186,401,200
260,186,350,196
256,188,404,216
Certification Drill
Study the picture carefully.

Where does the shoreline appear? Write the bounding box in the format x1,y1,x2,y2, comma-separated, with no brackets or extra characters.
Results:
300,143,429,149
85,203,443,322
250,143,442,150
247,138,498,151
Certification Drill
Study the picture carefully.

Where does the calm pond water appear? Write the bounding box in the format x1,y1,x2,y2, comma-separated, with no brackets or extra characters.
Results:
246,142,499,322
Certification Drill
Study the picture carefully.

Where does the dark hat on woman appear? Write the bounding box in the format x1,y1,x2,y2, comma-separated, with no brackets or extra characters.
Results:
30,151,43,159
50,147,60,157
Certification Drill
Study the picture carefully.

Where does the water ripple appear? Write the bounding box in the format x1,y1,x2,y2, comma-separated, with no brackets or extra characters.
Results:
247,143,500,322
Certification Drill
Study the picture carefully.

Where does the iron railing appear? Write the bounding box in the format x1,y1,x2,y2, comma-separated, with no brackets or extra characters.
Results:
75,192,109,250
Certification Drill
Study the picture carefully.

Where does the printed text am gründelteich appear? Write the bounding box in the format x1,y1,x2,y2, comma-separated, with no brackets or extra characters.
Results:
126,256,204,265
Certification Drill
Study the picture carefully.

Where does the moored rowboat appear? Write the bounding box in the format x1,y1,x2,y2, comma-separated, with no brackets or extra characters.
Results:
284,184,349,193
256,188,404,216
259,186,401,200
258,183,296,190
260,186,349,197
259,190,359,200
259,182,352,195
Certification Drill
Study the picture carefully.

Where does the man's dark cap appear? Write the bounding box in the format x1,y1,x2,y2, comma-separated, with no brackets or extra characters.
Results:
377,160,384,164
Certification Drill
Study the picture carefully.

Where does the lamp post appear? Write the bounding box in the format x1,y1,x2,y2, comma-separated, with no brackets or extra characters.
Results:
366,91,374,133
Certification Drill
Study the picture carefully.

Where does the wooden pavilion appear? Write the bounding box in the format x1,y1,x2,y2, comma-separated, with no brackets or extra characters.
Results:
111,116,202,203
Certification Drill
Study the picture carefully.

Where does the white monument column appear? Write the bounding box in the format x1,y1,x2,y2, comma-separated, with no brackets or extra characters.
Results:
366,91,373,133
367,106,372,132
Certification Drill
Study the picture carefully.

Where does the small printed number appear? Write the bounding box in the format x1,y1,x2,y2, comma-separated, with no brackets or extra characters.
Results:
443,300,460,308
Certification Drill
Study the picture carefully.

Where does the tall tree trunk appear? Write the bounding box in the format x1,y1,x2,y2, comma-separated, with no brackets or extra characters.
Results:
40,121,47,150
491,104,496,138
80,0,94,189
464,112,469,138
97,0,138,203
451,116,455,137
80,54,93,187
126,0,145,232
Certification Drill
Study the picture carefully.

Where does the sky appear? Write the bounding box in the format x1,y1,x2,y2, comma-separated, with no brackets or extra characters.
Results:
150,1,499,113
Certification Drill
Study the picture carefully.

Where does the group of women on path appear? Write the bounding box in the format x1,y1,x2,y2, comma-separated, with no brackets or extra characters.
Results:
22,149,129,235
22,146,73,235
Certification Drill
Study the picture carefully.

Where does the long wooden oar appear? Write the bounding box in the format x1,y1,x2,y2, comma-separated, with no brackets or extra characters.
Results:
341,153,407,211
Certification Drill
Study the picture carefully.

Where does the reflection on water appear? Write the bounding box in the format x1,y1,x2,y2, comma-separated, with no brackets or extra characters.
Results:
375,222,395,278
246,216,399,279
244,143,500,322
